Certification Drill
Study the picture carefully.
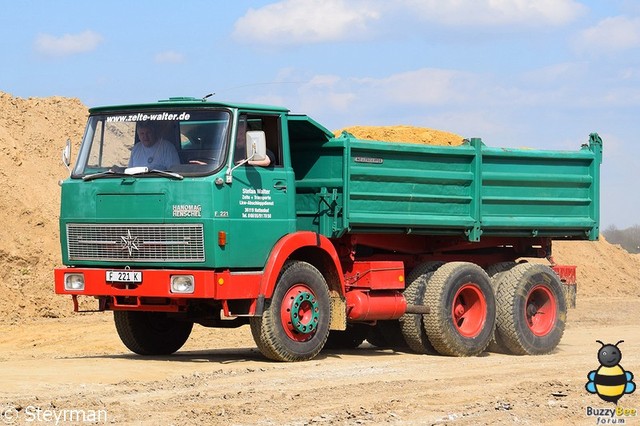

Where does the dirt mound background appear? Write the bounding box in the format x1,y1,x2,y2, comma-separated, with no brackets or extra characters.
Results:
0,92,638,323
0,92,86,322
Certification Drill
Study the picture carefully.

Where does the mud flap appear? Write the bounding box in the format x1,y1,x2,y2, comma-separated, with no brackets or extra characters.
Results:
552,265,577,309
330,292,347,331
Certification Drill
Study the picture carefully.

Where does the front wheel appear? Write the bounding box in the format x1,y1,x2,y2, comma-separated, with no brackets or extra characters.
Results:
250,261,331,362
493,263,566,355
113,311,193,355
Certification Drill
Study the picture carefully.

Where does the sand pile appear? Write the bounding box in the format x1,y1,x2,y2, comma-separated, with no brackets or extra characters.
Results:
335,125,465,146
0,92,86,321
553,238,640,298
0,92,635,323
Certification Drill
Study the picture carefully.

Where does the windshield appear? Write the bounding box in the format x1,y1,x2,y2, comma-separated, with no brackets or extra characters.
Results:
72,109,231,177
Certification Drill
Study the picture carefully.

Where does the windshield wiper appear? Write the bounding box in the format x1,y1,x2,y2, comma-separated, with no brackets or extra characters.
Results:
82,167,182,181
123,166,183,180
148,169,184,180
82,169,128,181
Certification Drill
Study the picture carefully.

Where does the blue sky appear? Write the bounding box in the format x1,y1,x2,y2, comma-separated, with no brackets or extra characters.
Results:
2,0,639,228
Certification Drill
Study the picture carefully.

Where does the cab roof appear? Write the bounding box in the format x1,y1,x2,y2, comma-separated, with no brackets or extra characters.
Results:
88,96,290,114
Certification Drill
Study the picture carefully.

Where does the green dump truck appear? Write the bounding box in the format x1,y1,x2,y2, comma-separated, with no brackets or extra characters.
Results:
55,97,602,361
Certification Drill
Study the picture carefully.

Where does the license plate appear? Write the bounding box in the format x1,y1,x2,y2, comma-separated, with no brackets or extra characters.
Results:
106,270,142,283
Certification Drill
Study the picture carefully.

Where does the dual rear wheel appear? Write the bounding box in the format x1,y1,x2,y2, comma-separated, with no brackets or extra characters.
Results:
491,263,567,355
402,262,496,357
400,261,567,357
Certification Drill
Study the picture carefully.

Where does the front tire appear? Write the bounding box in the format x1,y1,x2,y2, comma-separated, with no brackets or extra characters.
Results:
250,261,331,362
493,263,567,355
114,311,193,355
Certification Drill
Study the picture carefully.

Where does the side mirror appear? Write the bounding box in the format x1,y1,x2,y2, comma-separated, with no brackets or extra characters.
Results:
62,139,72,173
225,130,268,184
62,139,71,166
245,130,267,161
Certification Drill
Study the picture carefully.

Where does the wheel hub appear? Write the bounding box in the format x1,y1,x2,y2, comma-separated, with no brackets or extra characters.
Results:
451,283,487,338
525,285,557,336
289,291,319,334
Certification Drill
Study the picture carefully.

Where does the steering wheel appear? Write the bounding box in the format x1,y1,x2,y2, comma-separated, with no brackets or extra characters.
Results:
188,157,216,165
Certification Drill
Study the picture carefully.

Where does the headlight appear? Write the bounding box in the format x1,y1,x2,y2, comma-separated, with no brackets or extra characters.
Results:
64,273,85,291
170,275,195,294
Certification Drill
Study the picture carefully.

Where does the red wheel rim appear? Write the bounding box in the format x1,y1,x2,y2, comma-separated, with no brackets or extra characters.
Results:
280,284,319,342
525,285,557,336
451,283,487,338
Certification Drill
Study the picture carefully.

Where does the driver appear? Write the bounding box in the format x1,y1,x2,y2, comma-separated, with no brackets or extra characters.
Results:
129,122,180,170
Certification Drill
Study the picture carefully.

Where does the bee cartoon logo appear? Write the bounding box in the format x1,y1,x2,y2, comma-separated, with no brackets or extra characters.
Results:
586,340,636,404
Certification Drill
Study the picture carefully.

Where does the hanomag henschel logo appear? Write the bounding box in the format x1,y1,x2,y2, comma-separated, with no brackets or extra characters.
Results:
586,340,636,404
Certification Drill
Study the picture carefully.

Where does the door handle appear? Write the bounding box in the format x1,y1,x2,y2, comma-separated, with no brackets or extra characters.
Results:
273,182,287,192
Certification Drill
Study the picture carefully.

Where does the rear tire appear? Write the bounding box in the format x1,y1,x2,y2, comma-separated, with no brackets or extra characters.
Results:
485,261,517,278
400,271,437,354
114,311,193,355
422,262,496,356
405,261,444,286
494,263,566,355
487,271,510,353
250,261,331,362
365,320,407,348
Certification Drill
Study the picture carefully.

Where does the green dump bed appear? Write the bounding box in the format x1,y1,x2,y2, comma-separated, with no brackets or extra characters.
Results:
291,132,602,241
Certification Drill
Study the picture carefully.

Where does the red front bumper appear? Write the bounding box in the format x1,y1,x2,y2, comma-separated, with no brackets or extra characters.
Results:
54,267,262,300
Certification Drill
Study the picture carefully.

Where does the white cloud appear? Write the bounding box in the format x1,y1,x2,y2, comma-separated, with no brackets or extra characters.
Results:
155,51,185,64
574,16,640,54
403,0,586,27
233,0,583,46
358,68,473,106
34,30,103,57
296,74,357,112
233,0,380,45
274,68,477,122
272,67,485,119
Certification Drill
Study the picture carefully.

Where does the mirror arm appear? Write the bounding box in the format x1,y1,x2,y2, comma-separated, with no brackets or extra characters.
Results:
225,149,256,184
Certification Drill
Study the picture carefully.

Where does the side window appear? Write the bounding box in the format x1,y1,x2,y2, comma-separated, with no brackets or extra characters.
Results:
180,122,225,166
234,115,249,164
234,114,282,166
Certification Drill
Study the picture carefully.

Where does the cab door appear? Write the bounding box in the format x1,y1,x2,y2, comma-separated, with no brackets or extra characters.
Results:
227,113,295,268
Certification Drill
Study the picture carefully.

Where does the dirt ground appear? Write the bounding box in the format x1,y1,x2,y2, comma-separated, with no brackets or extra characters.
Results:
1,92,639,425
1,297,639,425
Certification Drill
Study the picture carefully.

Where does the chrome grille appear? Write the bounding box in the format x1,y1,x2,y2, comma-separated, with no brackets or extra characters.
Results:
67,224,205,262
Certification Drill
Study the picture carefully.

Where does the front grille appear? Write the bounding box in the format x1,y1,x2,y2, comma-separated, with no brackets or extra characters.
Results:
67,224,205,262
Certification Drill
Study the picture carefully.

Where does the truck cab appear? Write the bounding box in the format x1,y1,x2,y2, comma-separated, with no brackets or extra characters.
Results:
64,98,303,270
